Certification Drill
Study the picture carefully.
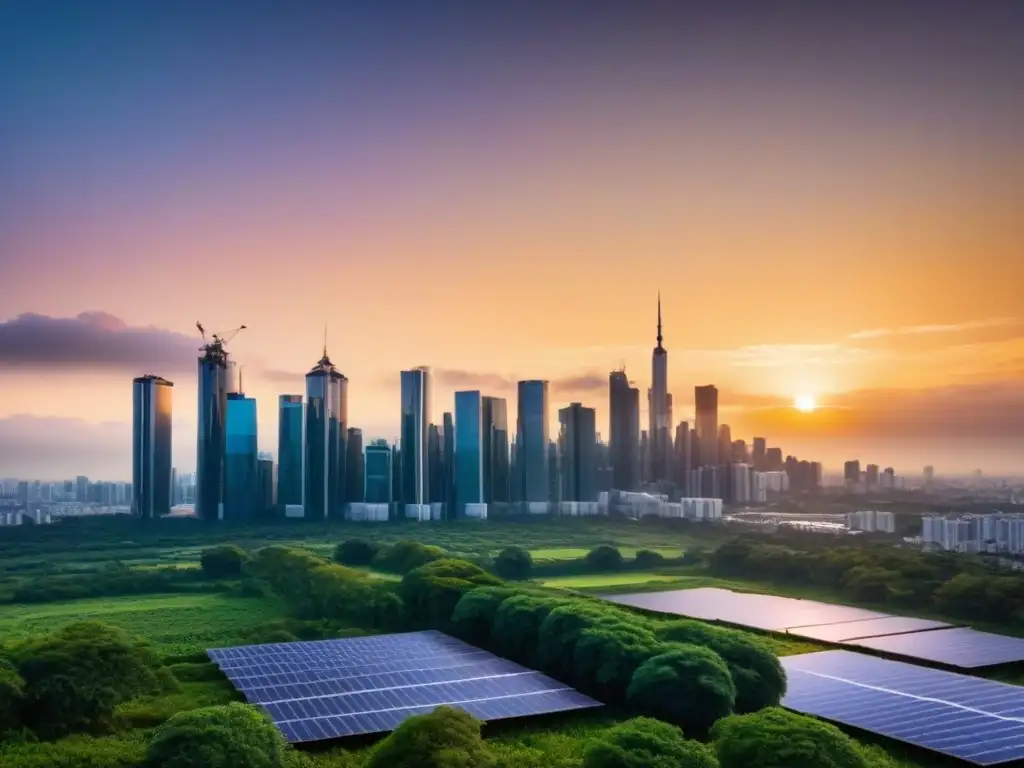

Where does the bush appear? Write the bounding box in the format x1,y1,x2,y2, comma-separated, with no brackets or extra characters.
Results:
633,550,665,569
535,601,615,681
334,539,379,567
586,545,624,572
656,620,786,713
712,707,869,768
450,586,519,646
13,621,164,738
146,702,292,768
494,547,533,580
374,541,446,574
0,659,25,734
583,717,719,768
574,622,662,702
0,732,147,768
366,706,493,768
200,544,248,579
398,559,503,628
491,595,566,666
627,645,737,736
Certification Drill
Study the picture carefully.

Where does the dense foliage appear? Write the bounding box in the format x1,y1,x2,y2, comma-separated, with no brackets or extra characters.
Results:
585,545,625,572
493,546,533,580
398,559,503,628
333,539,380,567
365,706,493,768
710,537,1024,624
199,545,248,579
712,707,869,768
145,703,293,768
583,717,719,768
373,541,446,574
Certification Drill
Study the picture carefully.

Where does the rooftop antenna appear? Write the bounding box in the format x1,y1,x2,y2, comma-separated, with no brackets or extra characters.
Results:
323,323,328,359
656,290,663,350
238,365,244,395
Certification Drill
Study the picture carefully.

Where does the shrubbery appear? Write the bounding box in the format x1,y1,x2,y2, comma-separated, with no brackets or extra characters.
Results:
586,545,625,571
583,717,719,768
366,706,493,768
333,538,379,566
200,544,248,578
712,707,870,768
374,540,446,573
398,559,503,628
493,546,533,580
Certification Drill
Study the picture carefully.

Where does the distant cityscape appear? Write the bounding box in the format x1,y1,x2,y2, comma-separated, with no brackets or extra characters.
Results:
2,301,1021,535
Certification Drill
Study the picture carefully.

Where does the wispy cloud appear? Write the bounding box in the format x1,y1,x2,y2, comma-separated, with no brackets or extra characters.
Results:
847,317,1019,341
433,368,606,393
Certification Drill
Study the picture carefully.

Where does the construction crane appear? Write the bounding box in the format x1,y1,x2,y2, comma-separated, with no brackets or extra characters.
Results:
196,322,247,359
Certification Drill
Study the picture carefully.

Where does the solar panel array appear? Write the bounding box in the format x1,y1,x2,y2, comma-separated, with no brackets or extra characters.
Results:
783,650,1024,766
849,627,1024,669
207,630,602,743
789,615,951,643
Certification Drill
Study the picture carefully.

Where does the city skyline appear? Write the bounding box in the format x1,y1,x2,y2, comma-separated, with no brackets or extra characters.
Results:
2,2,1023,478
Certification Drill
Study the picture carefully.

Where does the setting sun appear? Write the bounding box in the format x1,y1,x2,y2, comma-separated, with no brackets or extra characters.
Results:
795,394,817,412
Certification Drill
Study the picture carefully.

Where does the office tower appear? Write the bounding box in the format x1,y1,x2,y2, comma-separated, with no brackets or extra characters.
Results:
400,367,431,506
752,437,767,470
718,424,732,466
257,452,274,519
866,464,880,488
766,447,783,471
442,412,455,513
224,392,258,522
844,460,861,487
277,395,303,507
132,375,173,519
732,439,747,464
75,475,89,503
694,385,719,467
648,294,672,483
547,441,561,503
923,465,935,489
640,430,650,484
305,346,348,520
365,440,393,504
674,421,691,493
454,390,484,516
559,402,598,502
516,380,550,505
427,423,444,509
196,340,230,521
482,396,509,508
609,370,640,491
509,439,521,504
391,444,402,504
346,428,364,503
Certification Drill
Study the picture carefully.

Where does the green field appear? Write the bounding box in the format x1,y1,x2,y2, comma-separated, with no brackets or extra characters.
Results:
0,593,286,656
539,572,683,588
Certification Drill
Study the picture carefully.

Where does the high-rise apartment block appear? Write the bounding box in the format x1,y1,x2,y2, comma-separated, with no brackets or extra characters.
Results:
132,375,173,519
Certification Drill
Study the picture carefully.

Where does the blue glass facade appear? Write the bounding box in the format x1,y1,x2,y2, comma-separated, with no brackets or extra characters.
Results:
224,392,258,522
400,367,430,506
454,390,482,516
482,396,509,508
277,394,303,507
304,351,348,520
196,353,228,521
516,380,549,504
364,441,392,504
346,427,364,503
559,402,598,502
132,375,173,518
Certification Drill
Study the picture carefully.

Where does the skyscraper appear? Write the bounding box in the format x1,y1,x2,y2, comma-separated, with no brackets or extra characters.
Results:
196,340,230,521
752,437,767,470
454,390,484,516
364,440,393,504
400,367,430,507
256,451,275,519
559,402,597,502
694,385,719,467
277,395,303,507
609,370,640,491
442,412,455,514
674,421,691,492
718,424,732,466
132,375,173,519
648,294,672,483
346,427,364,503
305,345,348,520
224,392,258,522
516,380,549,506
482,396,510,509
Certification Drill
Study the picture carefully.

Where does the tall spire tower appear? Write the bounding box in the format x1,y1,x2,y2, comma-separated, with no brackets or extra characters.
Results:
648,292,671,483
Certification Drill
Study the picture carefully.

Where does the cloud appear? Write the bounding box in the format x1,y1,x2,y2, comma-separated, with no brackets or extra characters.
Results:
258,368,308,388
847,317,1019,341
0,312,199,375
432,368,606,394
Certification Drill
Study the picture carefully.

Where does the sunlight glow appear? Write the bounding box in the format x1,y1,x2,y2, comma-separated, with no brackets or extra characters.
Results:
795,394,817,412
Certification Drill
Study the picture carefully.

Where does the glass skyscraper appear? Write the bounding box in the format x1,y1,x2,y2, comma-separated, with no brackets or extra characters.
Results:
305,348,348,520
277,394,303,507
481,396,509,509
559,402,598,502
346,427,364,503
695,385,719,467
196,343,229,521
224,392,258,522
454,390,483,516
132,375,173,519
609,369,640,491
364,440,392,504
400,367,430,507
516,380,549,505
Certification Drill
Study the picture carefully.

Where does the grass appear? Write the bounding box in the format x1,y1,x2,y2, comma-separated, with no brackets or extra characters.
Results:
529,546,683,561
0,593,287,656
539,572,683,588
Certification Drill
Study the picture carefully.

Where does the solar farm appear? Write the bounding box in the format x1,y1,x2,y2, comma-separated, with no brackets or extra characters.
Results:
206,629,602,743
605,586,1024,669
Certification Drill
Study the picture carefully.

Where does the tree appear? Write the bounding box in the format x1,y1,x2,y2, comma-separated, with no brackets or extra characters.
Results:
494,547,533,580
398,559,502,628
627,645,736,735
200,544,248,579
334,539,379,567
365,706,493,768
15,621,164,738
535,601,613,681
491,595,566,666
586,545,624,572
146,703,293,768
573,621,662,702
450,586,518,646
0,658,25,734
374,541,446,573
583,717,719,768
712,707,869,768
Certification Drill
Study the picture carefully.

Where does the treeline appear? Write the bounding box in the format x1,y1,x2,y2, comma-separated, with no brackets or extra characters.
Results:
8,563,217,604
710,537,1024,624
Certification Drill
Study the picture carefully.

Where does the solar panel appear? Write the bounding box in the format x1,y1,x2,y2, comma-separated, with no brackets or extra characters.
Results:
604,588,887,631
847,627,1024,669
783,650,1024,765
788,616,952,643
206,630,602,742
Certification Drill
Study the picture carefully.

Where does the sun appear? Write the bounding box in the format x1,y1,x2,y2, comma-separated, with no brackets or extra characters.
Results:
794,394,817,412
